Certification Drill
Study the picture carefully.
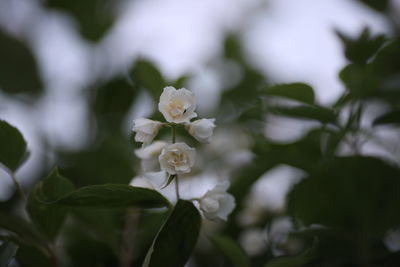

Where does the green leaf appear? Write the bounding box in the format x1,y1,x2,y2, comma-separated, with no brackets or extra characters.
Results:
93,76,138,129
210,235,250,267
14,244,52,267
0,213,48,253
336,27,385,64
26,167,75,241
143,200,201,267
356,0,389,12
373,110,400,126
161,175,176,189
0,242,18,267
288,156,400,237
271,105,336,124
265,83,315,104
130,60,166,99
43,184,170,208
339,63,379,98
264,238,318,267
44,0,116,41
59,135,135,186
0,29,42,95
0,120,28,172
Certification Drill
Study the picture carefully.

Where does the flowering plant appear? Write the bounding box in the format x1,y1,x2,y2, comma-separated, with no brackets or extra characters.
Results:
132,86,235,221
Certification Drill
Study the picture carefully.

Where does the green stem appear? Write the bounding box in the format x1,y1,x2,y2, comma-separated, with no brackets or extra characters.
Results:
119,208,140,267
3,167,26,201
172,124,176,143
11,173,26,201
175,176,180,200
171,125,180,200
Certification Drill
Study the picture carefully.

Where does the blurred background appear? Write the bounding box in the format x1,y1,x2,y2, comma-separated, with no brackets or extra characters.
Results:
0,0,394,199
1,0,400,266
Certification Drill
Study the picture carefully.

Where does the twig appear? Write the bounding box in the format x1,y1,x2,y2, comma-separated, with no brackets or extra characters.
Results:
119,208,140,267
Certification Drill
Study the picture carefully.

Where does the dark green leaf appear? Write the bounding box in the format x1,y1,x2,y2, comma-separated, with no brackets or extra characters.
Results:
288,156,400,237
271,105,336,124
0,242,18,267
265,83,315,104
0,29,42,95
0,120,28,172
26,167,75,240
59,135,135,186
373,110,400,126
93,76,138,129
45,0,117,41
356,0,389,12
44,184,170,208
264,238,318,267
130,60,166,99
336,27,385,64
210,235,250,267
161,175,176,189
70,208,124,254
0,213,48,252
143,200,201,267
15,244,52,267
372,41,400,78
339,63,379,98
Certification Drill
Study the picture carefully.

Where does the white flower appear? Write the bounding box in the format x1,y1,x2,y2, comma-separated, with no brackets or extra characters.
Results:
135,141,167,172
199,181,235,221
158,86,197,123
239,228,267,256
187,118,216,143
132,118,162,144
159,142,196,175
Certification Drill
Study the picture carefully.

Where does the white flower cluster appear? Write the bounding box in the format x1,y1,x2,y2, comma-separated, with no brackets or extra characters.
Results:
132,86,234,221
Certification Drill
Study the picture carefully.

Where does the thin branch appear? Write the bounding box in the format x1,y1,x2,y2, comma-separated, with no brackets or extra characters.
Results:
119,208,140,267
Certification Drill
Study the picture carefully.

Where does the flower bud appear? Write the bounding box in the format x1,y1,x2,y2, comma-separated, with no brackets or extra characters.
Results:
199,181,235,221
132,118,162,144
187,118,216,143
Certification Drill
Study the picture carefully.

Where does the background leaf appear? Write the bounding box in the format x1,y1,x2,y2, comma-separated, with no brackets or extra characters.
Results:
130,60,166,100
373,110,400,126
270,105,336,124
26,167,75,241
0,29,42,96
0,120,28,172
143,200,201,267
264,83,315,104
336,27,385,64
0,213,47,253
44,0,117,41
264,239,318,267
210,235,250,267
288,156,400,237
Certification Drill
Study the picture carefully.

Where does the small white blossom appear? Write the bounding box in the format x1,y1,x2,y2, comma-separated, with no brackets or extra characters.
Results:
187,118,216,143
199,181,235,221
135,141,167,172
239,228,267,256
158,86,197,123
159,142,196,175
132,118,162,144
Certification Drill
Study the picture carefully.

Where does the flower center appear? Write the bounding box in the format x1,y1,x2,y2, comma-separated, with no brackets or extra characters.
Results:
167,150,187,168
168,99,187,119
